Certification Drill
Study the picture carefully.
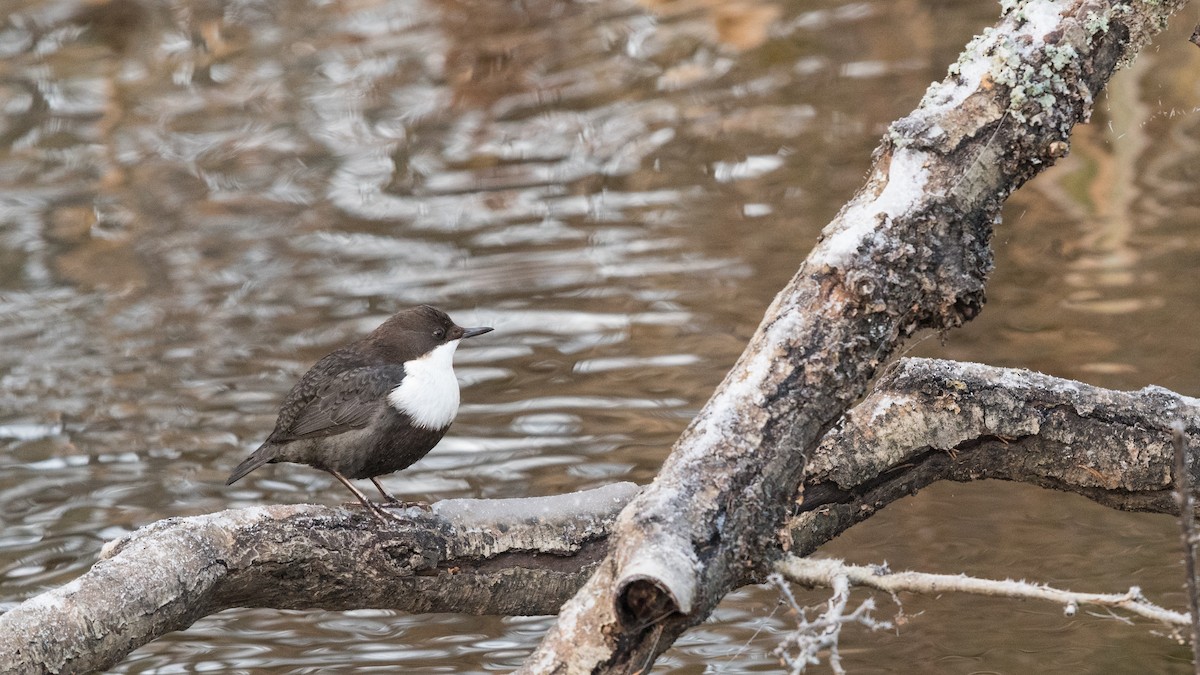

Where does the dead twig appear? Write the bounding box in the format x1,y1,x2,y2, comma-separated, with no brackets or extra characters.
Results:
776,556,1189,629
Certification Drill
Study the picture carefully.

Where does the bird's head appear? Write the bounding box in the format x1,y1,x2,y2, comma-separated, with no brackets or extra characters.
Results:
372,305,493,362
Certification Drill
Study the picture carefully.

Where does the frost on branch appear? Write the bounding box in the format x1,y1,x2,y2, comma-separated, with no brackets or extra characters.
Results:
770,571,894,675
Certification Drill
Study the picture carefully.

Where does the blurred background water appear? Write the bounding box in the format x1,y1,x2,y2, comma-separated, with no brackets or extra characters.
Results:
1,0,1198,671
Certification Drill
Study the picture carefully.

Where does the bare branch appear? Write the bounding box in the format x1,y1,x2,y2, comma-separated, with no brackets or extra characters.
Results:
0,484,638,675
521,0,1191,669
791,357,1200,554
5,358,1200,672
775,556,1189,629
769,571,892,675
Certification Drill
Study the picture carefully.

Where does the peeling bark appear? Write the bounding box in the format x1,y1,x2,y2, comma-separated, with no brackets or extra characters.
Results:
520,0,1189,671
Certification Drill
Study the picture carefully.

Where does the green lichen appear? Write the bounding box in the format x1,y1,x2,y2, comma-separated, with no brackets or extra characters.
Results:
927,0,1093,132
1083,10,1110,36
1046,43,1078,70
979,2,1086,128
1009,84,1028,109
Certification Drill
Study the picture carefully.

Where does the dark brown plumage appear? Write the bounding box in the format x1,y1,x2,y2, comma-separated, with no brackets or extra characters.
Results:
226,305,492,519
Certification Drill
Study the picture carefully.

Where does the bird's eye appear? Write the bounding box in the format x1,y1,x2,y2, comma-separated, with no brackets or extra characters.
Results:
433,329,445,339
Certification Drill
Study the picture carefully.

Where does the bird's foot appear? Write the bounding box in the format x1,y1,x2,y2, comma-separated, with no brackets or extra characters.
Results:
368,477,427,510
342,499,430,518
384,499,432,512
342,500,405,522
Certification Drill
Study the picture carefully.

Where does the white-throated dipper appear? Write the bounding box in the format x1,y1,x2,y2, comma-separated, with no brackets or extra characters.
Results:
225,305,492,520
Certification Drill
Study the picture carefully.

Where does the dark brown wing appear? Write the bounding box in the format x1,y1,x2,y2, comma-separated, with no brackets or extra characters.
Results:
266,363,407,443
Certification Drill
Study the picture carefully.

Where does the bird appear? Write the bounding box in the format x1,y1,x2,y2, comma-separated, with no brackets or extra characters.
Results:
225,305,493,520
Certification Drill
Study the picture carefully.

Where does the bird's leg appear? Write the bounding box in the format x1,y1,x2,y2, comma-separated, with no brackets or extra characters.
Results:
325,469,397,522
370,477,432,512
369,477,401,503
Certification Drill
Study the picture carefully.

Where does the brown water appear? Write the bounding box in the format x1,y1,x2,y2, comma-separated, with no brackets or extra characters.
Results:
1,0,1198,672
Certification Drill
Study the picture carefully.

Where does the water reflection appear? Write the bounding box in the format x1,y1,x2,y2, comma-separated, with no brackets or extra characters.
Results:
1,0,1198,672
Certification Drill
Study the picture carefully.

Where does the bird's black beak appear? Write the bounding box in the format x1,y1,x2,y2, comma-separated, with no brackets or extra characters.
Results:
461,326,493,339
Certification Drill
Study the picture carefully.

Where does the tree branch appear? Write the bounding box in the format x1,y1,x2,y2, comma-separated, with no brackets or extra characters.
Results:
790,357,1200,554
0,484,638,675
3,359,1199,672
520,0,1190,670
3,2,1192,672
769,567,893,675
775,556,1190,630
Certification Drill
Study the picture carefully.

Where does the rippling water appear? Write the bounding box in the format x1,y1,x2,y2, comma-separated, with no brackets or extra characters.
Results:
2,0,1199,672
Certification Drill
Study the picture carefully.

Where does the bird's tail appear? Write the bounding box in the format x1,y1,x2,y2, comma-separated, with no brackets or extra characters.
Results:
225,446,276,485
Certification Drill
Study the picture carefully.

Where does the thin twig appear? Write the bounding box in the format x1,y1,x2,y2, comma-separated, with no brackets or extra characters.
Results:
1171,420,1200,674
775,556,1190,628
769,572,892,675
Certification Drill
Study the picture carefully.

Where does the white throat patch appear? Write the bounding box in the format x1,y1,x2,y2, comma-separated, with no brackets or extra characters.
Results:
387,340,461,430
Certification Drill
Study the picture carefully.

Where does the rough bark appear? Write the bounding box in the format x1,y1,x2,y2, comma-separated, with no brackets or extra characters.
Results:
519,0,1189,671
0,484,638,675
3,360,1198,672
790,357,1200,555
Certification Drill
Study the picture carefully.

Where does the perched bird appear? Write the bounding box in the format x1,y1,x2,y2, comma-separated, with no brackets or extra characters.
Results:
226,305,492,520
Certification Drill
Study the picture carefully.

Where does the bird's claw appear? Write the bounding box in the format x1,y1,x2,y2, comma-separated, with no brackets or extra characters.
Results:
391,500,432,512
342,499,431,520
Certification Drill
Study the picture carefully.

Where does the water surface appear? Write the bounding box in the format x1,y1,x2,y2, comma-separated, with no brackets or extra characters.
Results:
2,0,1199,671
